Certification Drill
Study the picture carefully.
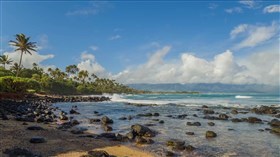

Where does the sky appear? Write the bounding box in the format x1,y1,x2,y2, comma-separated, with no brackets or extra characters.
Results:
0,0,279,85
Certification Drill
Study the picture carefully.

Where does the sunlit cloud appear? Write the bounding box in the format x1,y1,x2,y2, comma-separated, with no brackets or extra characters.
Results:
263,5,280,13
231,22,279,49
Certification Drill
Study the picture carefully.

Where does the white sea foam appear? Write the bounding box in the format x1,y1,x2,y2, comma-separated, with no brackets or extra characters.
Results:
110,94,168,105
110,94,248,108
235,95,252,99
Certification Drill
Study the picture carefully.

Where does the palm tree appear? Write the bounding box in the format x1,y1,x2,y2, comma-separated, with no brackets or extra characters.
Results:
10,63,22,75
0,55,13,69
65,65,79,75
78,70,89,84
9,33,37,77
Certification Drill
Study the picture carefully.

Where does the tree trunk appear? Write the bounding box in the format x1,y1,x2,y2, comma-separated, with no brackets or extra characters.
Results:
16,51,24,77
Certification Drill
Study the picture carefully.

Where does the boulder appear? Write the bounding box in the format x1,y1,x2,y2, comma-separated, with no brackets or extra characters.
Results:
103,125,113,132
126,132,135,140
27,126,44,131
203,109,215,114
98,133,116,139
247,117,262,123
118,117,127,120
208,122,215,126
71,119,80,126
153,113,160,116
135,136,153,144
131,124,156,137
137,113,153,117
205,131,217,138
219,114,229,120
185,132,194,135
270,127,280,134
89,118,101,123
270,119,280,127
159,120,164,124
166,139,185,150
101,116,113,124
177,114,188,119
165,151,175,157
185,145,196,151
186,122,201,126
59,115,68,120
127,115,133,120
231,118,242,123
82,150,110,157
29,137,46,143
69,109,80,114
252,106,277,115
231,109,238,114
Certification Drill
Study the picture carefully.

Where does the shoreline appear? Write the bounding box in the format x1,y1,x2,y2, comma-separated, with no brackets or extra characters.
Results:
1,93,280,157
0,94,154,157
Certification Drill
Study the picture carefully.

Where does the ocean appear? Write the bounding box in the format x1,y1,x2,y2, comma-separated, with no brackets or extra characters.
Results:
54,93,280,156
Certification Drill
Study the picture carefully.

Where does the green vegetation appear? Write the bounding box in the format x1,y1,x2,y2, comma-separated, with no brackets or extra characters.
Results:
0,33,141,95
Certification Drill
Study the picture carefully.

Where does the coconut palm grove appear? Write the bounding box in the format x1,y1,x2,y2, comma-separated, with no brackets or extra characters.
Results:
0,33,138,95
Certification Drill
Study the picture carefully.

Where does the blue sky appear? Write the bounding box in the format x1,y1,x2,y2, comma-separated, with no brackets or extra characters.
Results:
1,1,279,85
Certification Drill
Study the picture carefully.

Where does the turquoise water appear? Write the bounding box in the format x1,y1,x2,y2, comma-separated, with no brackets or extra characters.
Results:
54,93,280,157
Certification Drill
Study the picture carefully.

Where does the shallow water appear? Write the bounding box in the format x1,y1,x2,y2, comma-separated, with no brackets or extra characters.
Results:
54,93,280,157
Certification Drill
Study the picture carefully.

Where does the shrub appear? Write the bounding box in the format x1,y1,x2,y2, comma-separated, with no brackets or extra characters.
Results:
0,76,41,93
42,79,76,95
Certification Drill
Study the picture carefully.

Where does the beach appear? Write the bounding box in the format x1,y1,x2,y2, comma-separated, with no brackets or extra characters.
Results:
1,93,279,157
0,95,154,157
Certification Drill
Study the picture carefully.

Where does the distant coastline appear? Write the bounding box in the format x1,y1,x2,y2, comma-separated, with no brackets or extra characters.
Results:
128,83,280,93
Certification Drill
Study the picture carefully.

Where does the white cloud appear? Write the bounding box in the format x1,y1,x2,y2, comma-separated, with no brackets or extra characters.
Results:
239,0,258,9
109,35,121,40
66,1,111,16
90,45,99,51
232,22,279,49
81,51,95,61
230,24,248,39
3,50,54,69
209,3,218,10
263,5,280,13
77,52,107,77
238,44,279,85
225,7,243,14
112,46,279,85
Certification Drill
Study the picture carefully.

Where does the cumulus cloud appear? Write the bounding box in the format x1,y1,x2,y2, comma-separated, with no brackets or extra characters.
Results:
112,46,279,85
77,52,107,77
225,7,243,14
232,22,279,49
3,50,54,69
238,44,279,85
263,5,280,13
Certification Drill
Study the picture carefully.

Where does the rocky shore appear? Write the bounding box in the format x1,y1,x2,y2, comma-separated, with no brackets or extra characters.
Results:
0,94,153,157
1,93,280,157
